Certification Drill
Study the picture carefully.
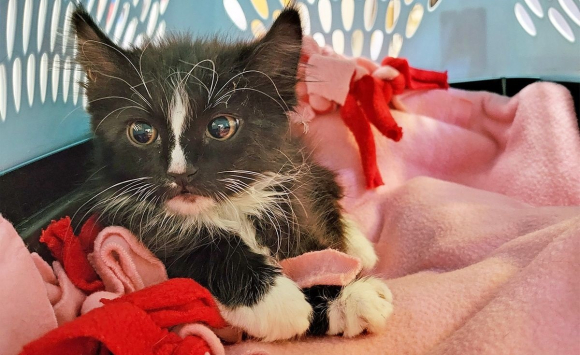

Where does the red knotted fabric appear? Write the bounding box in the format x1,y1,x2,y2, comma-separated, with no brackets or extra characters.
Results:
40,215,105,292
20,278,227,355
339,57,448,189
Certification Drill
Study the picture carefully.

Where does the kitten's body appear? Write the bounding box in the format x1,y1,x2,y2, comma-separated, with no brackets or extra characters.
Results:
72,6,392,340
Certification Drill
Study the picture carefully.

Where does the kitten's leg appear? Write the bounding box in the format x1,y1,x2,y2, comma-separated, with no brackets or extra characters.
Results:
300,218,391,338
326,277,393,337
321,218,392,337
165,237,312,341
342,217,379,271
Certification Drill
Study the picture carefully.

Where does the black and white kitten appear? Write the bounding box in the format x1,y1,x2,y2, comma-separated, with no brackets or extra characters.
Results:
71,6,392,341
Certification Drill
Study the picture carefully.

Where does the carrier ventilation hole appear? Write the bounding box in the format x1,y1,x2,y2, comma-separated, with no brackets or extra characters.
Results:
122,18,139,48
370,30,384,60
386,0,401,33
388,33,403,57
0,65,6,121
40,53,48,104
87,0,96,13
62,3,75,54
251,0,269,19
224,0,247,31
7,0,17,59
364,0,378,31
50,0,61,53
342,0,355,31
251,19,267,38
23,0,33,54
406,3,424,38
160,0,169,15
428,0,442,12
97,0,108,22
548,7,575,42
62,57,73,104
515,3,537,36
332,29,345,55
52,54,60,103
37,0,48,52
27,55,36,107
105,0,121,33
154,21,166,43
524,0,543,18
147,1,160,37
559,0,580,27
113,3,131,43
73,64,82,106
313,32,326,47
140,0,152,22
351,29,364,57
13,58,22,113
319,0,333,33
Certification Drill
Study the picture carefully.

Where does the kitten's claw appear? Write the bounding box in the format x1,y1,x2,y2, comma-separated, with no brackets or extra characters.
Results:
327,277,393,337
219,276,312,341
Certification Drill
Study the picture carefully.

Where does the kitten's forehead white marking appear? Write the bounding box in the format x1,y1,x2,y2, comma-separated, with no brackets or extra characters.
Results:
168,86,188,174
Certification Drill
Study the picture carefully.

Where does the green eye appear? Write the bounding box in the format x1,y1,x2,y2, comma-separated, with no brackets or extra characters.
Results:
207,115,239,141
127,121,158,145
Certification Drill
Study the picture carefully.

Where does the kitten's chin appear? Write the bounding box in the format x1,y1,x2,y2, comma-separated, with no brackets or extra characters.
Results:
165,194,216,216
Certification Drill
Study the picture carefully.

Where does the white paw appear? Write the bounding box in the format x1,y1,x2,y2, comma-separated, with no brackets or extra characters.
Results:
343,217,378,270
327,277,393,337
219,276,312,341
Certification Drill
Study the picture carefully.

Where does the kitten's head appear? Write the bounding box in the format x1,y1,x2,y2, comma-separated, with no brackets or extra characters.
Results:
72,6,303,216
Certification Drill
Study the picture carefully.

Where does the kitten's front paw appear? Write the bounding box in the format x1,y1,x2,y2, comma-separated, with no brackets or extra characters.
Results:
327,277,393,337
219,276,312,341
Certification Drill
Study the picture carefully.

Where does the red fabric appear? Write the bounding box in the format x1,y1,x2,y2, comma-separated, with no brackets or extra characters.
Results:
340,57,448,189
355,75,403,142
381,57,449,91
79,215,102,253
20,279,226,355
40,216,105,292
340,93,384,189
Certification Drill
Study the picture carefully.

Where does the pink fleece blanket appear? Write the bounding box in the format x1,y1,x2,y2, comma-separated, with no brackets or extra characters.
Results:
223,82,580,354
1,80,579,355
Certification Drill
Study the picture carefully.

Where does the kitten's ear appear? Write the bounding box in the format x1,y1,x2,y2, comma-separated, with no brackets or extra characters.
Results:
71,6,127,82
248,7,303,80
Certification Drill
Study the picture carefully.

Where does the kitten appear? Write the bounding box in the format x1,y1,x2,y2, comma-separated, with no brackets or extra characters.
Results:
71,6,392,341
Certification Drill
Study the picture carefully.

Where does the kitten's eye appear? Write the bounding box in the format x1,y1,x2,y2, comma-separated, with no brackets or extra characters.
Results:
206,115,239,141
127,121,158,145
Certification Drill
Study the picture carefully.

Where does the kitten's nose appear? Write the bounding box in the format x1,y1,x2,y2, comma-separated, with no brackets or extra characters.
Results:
168,165,199,186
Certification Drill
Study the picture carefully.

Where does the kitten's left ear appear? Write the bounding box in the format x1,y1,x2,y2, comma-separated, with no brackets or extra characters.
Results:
248,7,303,81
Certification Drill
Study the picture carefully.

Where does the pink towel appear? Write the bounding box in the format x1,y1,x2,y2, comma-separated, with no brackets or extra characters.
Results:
279,249,362,289
82,226,168,314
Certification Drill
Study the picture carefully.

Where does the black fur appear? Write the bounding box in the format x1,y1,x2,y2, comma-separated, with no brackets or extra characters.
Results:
304,285,342,335
71,4,352,338
166,234,280,307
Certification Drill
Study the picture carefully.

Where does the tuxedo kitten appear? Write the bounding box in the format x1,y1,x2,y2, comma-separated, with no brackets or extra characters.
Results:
71,6,392,341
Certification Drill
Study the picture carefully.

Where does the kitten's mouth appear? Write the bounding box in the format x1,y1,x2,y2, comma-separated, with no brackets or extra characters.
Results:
165,187,217,215
172,190,198,203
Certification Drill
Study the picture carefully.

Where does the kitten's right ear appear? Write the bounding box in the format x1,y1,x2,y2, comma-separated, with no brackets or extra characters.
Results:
72,6,126,82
